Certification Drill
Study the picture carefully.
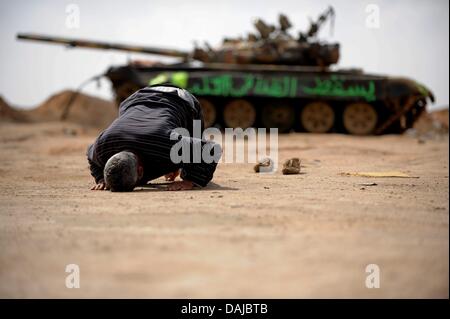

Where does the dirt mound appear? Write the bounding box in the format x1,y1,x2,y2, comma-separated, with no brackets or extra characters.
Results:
27,90,117,129
412,107,449,136
1,91,117,130
0,96,28,122
430,108,449,129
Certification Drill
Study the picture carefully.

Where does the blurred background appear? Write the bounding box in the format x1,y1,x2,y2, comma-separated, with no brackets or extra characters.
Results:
0,0,448,109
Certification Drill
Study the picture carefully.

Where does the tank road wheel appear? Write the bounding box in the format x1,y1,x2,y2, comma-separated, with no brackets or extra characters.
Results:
115,83,141,106
300,101,335,133
197,98,216,128
343,102,378,135
261,104,295,133
223,99,256,129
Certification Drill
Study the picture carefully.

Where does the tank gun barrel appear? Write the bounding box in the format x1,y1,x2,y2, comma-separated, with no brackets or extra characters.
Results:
16,33,190,59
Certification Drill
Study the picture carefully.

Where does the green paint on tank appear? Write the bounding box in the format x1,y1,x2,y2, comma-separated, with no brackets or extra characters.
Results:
171,72,189,88
302,76,376,102
150,73,299,98
149,71,189,88
149,73,169,86
188,74,298,98
149,72,377,102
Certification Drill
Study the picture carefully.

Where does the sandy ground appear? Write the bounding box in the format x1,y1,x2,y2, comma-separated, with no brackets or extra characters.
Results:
0,121,448,298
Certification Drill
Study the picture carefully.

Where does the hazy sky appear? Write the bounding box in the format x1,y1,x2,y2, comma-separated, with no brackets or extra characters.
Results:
0,0,448,109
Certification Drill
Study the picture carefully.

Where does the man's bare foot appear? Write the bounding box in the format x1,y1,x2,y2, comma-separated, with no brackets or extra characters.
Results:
91,182,110,190
166,180,194,191
165,169,180,181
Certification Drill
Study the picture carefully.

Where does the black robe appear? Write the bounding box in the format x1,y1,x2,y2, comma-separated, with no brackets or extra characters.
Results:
86,85,221,187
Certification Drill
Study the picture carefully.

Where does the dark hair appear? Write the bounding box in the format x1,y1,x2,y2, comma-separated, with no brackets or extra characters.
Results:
104,151,139,192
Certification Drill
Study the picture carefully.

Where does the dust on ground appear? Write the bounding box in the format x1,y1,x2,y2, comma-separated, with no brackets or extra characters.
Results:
0,93,448,298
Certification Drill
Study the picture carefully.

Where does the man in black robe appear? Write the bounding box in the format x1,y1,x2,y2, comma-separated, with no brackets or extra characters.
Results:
87,85,221,192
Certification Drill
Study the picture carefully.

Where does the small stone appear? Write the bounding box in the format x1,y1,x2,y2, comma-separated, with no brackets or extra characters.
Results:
254,157,274,173
282,158,301,175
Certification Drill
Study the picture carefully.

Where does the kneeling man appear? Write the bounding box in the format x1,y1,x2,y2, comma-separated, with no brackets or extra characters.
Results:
87,85,221,192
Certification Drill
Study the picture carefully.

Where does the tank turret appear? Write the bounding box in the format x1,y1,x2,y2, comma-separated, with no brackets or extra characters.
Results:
191,6,339,66
17,6,339,67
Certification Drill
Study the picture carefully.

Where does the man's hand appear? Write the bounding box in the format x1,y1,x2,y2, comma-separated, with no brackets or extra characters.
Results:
164,169,180,181
166,180,194,191
91,181,109,190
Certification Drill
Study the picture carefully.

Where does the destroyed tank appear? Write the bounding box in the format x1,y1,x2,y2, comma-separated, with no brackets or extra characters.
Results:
17,6,434,134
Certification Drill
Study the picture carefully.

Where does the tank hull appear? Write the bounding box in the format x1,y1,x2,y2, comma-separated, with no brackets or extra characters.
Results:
106,63,433,135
